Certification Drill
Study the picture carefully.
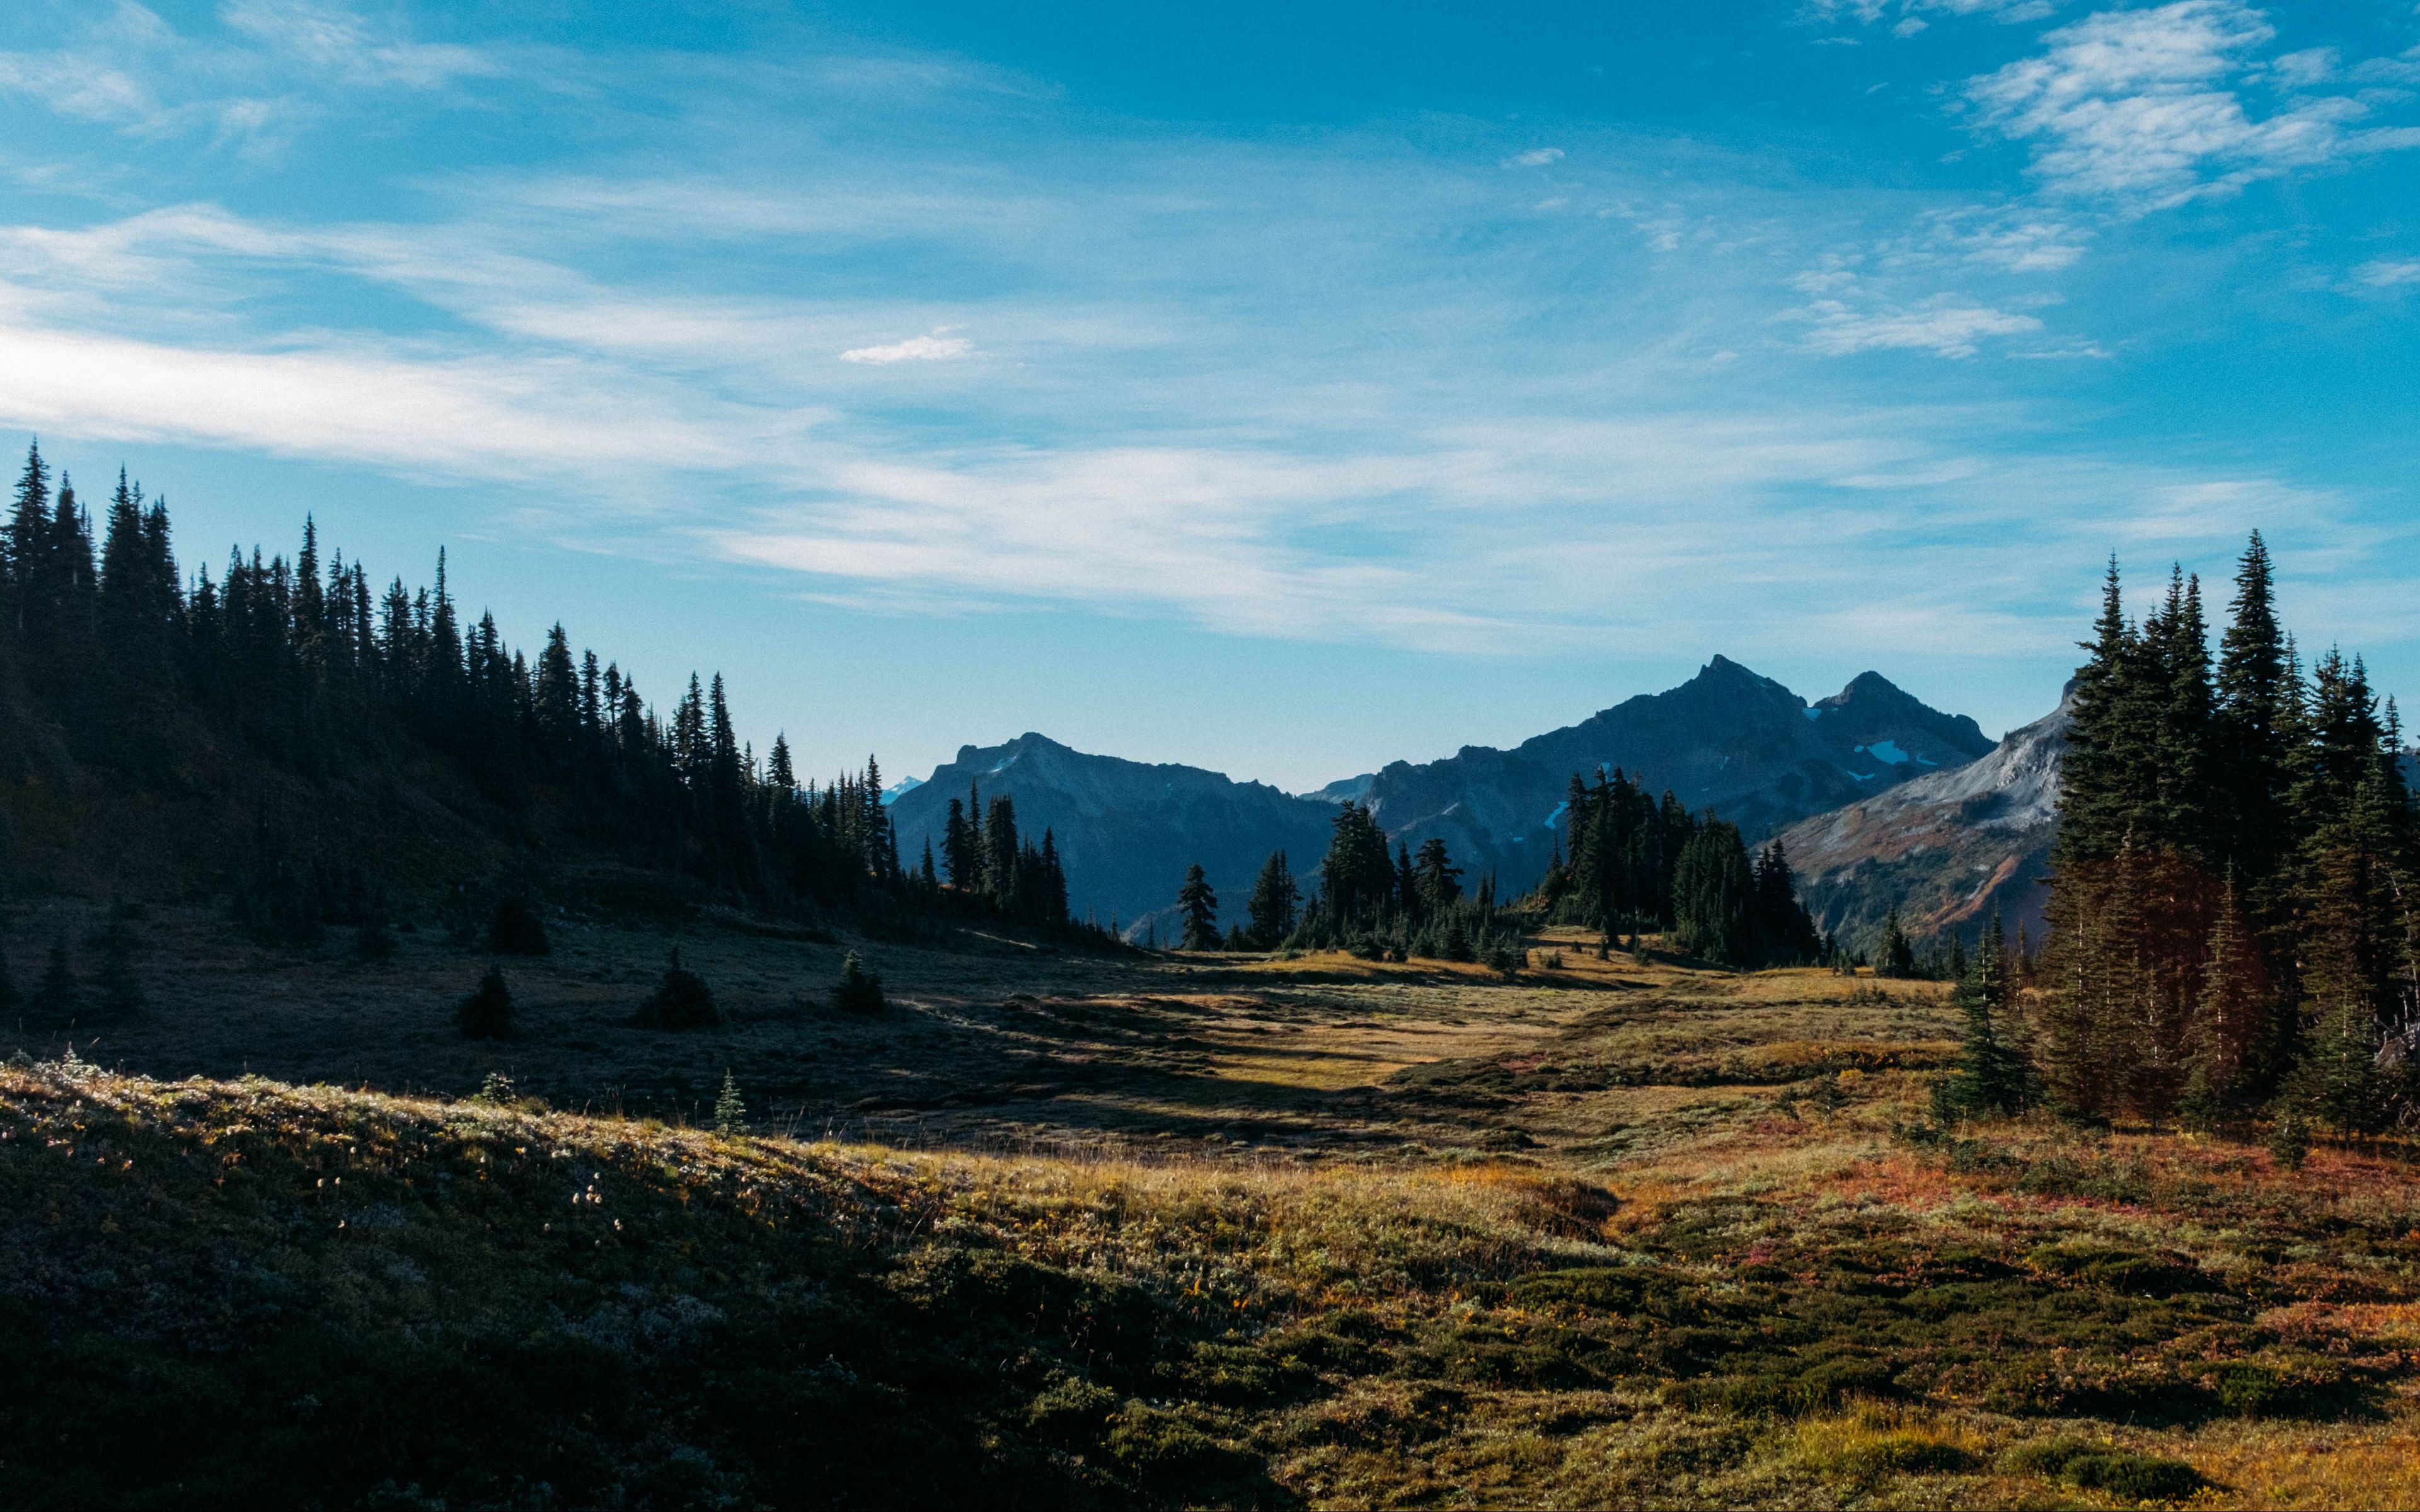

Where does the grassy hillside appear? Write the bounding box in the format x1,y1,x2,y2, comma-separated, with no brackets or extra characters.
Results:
9,928,2420,1508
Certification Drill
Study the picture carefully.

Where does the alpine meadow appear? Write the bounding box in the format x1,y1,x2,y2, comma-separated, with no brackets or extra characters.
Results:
7,3,2420,1510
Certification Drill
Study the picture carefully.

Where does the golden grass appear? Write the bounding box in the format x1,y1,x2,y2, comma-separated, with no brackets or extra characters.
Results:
20,910,2420,1508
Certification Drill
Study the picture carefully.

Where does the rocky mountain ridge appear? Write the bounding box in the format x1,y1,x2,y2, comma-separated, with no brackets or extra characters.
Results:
1355,655,1997,896
885,733,1337,937
892,658,1998,937
1778,689,2073,948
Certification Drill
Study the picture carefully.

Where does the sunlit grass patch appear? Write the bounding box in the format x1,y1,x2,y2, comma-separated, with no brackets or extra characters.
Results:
1790,1403,1984,1482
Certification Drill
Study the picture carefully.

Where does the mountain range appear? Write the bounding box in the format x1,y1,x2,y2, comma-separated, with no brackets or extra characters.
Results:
892,658,2020,942
1351,656,1994,897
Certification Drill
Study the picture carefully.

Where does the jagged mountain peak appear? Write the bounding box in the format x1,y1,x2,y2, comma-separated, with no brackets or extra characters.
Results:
1669,654,1799,704
1354,658,1996,896
1816,670,1906,708
1697,653,1780,684
1807,671,1991,756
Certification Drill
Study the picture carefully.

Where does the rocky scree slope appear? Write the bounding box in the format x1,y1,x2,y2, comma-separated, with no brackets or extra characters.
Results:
1778,689,2071,948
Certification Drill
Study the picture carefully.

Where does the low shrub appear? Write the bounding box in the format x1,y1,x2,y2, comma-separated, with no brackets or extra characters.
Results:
456,966,513,1040
832,952,885,1014
2002,1436,2203,1500
355,914,396,961
636,949,718,1029
486,898,551,956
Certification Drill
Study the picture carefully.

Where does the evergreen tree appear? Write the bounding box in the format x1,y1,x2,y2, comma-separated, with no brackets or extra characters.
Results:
984,794,1021,911
713,1070,747,1135
943,797,975,893
2053,558,2146,869
1412,837,1463,917
1933,913,2036,1121
1438,908,1472,963
638,948,719,1029
533,623,579,762
1670,820,1756,966
832,950,885,1013
2214,532,2295,896
1177,863,1219,951
2285,773,2408,1134
1749,839,1821,965
93,908,142,1019
1037,830,1070,925
2181,873,2266,1118
456,966,513,1040
1247,850,1299,946
33,940,77,1027
1317,801,1395,929
7,439,50,605
579,649,604,752
1875,907,1917,980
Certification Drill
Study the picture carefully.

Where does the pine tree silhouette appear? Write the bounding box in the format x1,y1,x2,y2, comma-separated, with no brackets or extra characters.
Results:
456,966,513,1040
832,951,885,1013
638,948,719,1029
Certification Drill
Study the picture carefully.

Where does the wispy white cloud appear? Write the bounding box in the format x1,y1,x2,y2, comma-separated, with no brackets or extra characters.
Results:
2264,47,2337,88
2353,258,2420,288
0,309,760,481
1795,293,2044,357
0,50,158,127
1912,207,2091,272
0,9,2405,695
1807,0,2058,28
0,194,2288,662
219,0,504,91
839,328,974,364
1963,0,2420,211
0,0,516,154
1506,147,1564,167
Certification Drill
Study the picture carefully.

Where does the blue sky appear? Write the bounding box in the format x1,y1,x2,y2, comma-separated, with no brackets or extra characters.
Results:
3,0,2419,791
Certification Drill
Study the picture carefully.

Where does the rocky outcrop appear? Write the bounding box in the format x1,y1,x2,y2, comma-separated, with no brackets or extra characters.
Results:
1778,689,2072,949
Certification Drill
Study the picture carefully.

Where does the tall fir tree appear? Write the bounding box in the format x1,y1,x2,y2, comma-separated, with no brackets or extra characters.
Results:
1176,863,1219,951
1247,849,1299,946
1934,912,2036,1120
